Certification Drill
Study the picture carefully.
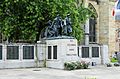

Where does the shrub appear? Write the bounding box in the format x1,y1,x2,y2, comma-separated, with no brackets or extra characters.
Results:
64,61,89,70
64,62,76,70
76,61,83,69
111,58,118,63
71,62,78,69
81,61,89,69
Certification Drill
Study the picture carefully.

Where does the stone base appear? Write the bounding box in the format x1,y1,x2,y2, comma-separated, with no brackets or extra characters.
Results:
45,38,79,69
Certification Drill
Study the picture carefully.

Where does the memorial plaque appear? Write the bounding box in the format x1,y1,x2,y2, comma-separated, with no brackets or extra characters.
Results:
67,39,77,55
48,46,52,59
7,46,19,59
23,46,34,59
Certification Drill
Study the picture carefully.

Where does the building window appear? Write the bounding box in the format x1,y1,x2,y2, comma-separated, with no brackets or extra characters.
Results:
117,1,120,9
114,0,120,20
82,47,89,58
89,18,96,43
7,46,19,60
48,46,52,59
88,3,98,43
23,46,34,59
92,47,99,57
0,46,2,60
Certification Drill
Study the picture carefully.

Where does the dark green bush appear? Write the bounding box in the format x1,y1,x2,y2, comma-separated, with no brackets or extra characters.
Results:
83,63,89,69
76,61,83,69
64,62,76,70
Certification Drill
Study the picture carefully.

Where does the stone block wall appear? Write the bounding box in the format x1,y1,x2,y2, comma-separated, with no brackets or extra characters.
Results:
87,0,118,56
0,43,38,68
87,0,109,45
87,0,100,44
99,0,109,45
109,2,116,56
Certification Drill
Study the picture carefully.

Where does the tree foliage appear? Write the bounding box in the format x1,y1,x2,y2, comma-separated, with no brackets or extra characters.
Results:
0,0,94,42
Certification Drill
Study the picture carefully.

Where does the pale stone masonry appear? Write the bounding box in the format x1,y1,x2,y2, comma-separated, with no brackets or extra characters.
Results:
109,2,116,56
86,0,120,56
86,0,110,46
99,1,109,45
114,21,120,52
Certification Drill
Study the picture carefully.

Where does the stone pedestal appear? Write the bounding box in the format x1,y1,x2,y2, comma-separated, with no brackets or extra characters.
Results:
101,45,110,64
45,37,79,69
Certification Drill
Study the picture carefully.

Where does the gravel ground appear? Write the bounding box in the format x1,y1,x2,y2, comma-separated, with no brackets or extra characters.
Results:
0,65,119,79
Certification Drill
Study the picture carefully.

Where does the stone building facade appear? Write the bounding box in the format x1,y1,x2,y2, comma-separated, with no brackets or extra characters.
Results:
85,0,120,57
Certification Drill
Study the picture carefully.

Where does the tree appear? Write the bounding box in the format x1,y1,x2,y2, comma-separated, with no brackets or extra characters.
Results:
0,0,95,43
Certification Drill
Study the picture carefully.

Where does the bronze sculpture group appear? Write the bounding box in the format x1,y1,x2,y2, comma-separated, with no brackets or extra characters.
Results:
44,14,72,38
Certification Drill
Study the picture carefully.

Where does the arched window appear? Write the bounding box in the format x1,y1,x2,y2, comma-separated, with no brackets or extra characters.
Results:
88,3,98,43
89,17,97,43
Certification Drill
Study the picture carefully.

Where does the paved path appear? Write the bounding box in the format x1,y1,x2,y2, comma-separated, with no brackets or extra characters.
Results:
0,65,120,79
